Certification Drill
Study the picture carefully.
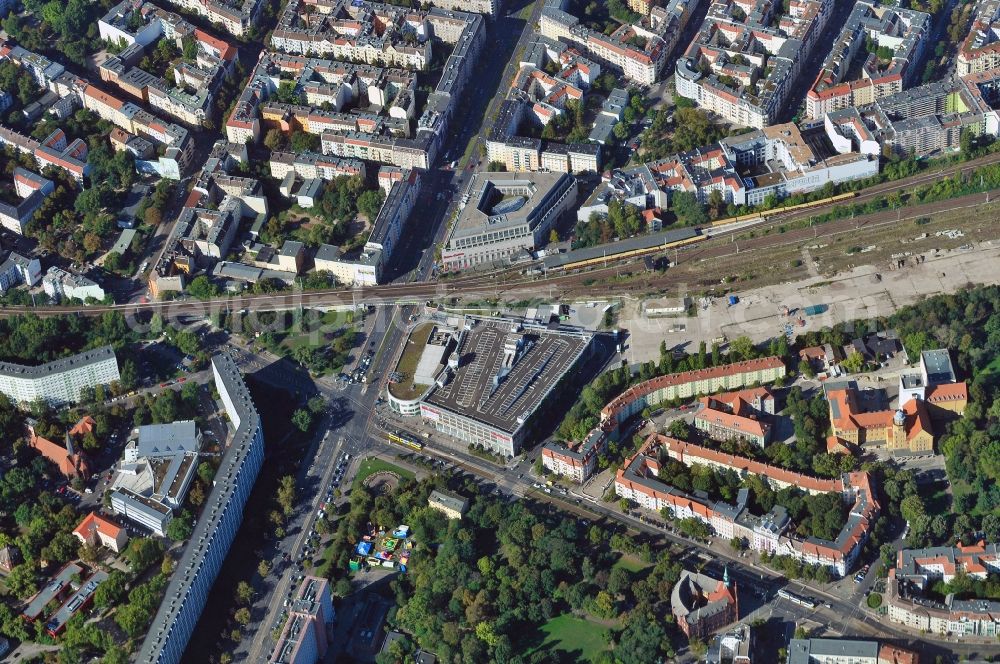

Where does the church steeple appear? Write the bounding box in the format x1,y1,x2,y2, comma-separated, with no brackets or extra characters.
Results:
723,565,730,588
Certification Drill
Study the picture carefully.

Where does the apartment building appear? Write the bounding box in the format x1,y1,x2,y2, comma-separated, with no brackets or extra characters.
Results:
0,126,89,182
177,197,242,263
847,76,1000,157
887,542,1000,637
136,354,264,664
601,357,786,431
539,0,694,85
263,1,483,171
427,490,469,519
0,167,54,235
694,386,775,447
73,512,129,553
441,171,578,269
311,168,420,285
542,426,610,482
169,0,263,37
269,152,366,181
42,267,106,303
616,434,880,576
0,346,120,406
806,2,930,119
269,576,335,664
0,250,40,293
957,0,1000,75
707,626,754,664
646,122,877,207
676,0,832,128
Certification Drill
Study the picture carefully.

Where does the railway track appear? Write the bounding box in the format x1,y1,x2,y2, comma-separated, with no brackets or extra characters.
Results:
3,151,998,319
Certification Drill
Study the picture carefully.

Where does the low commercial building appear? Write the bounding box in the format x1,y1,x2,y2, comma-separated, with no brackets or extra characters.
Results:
269,576,335,664
110,489,174,536
707,625,753,664
23,562,84,621
387,316,595,457
136,354,264,664
72,512,129,553
671,569,738,639
427,490,469,519
648,122,879,207
44,570,108,637
111,421,201,534
0,346,120,407
788,638,918,664
42,267,106,303
441,172,578,270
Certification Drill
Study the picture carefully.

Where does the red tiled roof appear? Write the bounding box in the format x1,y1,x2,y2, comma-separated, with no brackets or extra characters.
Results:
602,357,784,421
69,416,96,438
925,381,968,405
660,435,843,493
28,429,89,479
73,512,123,542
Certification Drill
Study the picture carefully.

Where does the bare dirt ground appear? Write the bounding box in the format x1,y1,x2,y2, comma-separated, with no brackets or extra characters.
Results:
614,197,1000,362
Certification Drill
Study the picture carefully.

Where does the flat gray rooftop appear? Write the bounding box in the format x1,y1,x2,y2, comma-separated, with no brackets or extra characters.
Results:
424,317,590,434
0,345,116,378
451,171,573,239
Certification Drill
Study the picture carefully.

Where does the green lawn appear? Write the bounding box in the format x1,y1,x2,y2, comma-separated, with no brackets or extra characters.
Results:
612,554,650,574
983,355,1000,378
352,457,415,491
533,614,611,662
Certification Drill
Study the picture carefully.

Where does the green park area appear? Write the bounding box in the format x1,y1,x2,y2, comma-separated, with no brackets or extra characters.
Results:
612,554,650,574
352,457,415,491
532,614,612,662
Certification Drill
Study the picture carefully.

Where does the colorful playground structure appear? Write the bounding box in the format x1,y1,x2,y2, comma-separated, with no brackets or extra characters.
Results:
350,524,413,572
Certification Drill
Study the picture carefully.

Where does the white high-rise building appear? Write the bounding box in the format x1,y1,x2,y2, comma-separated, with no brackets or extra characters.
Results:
0,346,120,406
136,354,264,664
